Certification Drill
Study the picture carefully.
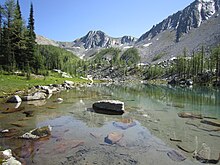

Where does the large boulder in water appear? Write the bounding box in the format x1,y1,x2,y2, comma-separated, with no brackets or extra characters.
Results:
92,100,125,115
6,95,22,103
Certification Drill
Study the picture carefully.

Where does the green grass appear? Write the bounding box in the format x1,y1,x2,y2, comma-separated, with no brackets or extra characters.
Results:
0,73,89,97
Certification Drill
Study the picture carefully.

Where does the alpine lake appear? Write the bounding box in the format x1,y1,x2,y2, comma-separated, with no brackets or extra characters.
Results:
0,83,219,165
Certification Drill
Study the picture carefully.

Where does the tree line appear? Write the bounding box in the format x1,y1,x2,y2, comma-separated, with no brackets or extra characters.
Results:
0,0,36,72
144,45,220,85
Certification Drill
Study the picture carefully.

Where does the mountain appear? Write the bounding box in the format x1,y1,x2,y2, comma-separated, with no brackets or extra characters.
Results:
137,0,219,43
36,0,220,62
54,30,137,59
135,0,220,62
70,30,136,49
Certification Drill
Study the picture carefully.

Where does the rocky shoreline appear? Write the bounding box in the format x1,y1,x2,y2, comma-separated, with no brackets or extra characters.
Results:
4,80,92,104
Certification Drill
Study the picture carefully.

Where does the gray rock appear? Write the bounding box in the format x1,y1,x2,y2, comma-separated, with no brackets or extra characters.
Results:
6,95,22,103
62,83,71,90
56,98,63,102
93,100,125,115
22,92,47,101
51,87,60,93
40,85,50,90
20,125,52,139
45,88,53,94
0,149,22,165
64,80,74,86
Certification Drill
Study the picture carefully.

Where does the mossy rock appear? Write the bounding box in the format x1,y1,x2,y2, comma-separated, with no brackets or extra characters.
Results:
31,126,51,137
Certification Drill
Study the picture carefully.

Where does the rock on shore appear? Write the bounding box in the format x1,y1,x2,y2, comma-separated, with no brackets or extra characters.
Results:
6,95,22,103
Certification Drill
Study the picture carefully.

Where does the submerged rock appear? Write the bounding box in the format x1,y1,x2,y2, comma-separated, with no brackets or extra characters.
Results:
0,129,19,138
201,119,220,127
54,140,84,154
93,100,125,115
113,119,137,130
195,153,220,164
178,112,203,119
27,100,47,106
23,110,34,117
13,142,35,158
104,132,123,144
20,125,52,139
2,106,25,114
167,150,186,162
11,122,25,127
6,95,22,103
193,143,220,164
0,149,22,165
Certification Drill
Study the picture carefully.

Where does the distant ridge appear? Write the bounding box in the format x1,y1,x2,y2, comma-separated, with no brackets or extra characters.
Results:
36,0,220,62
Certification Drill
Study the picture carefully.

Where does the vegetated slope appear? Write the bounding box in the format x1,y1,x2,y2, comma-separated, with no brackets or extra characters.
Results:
87,47,142,81
36,45,80,73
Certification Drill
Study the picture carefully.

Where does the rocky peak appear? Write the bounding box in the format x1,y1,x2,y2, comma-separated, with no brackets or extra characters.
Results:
72,31,136,49
137,0,220,43
120,36,137,44
77,30,111,49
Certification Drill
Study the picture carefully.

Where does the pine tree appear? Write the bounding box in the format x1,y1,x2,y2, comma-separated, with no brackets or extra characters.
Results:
0,5,3,66
200,46,204,74
2,0,16,71
11,0,24,69
26,2,36,71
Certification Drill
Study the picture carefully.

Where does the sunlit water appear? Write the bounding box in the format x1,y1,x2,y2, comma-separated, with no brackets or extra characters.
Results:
0,84,219,165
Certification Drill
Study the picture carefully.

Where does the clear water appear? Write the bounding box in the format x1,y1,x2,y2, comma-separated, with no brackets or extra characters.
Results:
0,84,219,165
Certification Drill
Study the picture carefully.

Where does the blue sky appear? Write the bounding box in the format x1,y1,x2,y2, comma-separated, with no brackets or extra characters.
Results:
1,0,193,41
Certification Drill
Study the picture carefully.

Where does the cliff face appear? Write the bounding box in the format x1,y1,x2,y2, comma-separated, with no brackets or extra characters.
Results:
137,0,220,43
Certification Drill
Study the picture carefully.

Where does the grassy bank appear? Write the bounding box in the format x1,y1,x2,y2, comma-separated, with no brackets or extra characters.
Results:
0,73,89,98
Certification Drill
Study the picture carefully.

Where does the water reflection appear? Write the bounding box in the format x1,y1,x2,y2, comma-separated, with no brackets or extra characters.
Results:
92,84,220,117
